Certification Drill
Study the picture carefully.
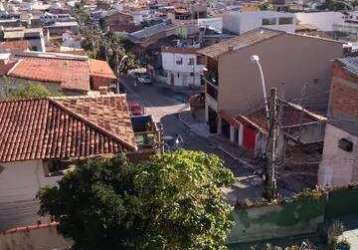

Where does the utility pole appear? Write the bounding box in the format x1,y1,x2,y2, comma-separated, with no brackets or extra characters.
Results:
264,88,279,201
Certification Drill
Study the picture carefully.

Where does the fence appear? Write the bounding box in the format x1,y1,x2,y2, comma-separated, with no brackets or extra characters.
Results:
229,195,326,244
229,186,358,245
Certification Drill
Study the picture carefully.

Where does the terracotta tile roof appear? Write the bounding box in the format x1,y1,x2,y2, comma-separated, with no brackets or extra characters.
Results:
220,102,326,134
88,59,116,79
0,95,136,163
0,60,18,76
54,95,135,150
241,102,326,133
8,57,90,92
0,41,29,52
198,28,283,59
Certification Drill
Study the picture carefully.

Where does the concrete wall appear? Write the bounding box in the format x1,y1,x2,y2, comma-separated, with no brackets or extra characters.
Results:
162,51,204,87
295,12,344,32
285,123,325,144
217,33,343,114
318,124,358,187
0,224,72,250
166,71,201,87
198,17,223,33
223,11,296,35
229,198,325,244
162,51,204,73
0,160,61,231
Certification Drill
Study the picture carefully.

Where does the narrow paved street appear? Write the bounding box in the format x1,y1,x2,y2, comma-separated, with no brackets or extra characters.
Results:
121,77,264,203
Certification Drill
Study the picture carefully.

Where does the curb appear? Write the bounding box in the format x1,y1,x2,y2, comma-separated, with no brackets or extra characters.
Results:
217,146,256,170
176,104,192,130
177,108,256,169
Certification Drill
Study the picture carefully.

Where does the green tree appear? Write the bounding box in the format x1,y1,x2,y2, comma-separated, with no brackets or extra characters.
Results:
259,2,274,10
38,151,235,250
318,0,353,10
73,1,91,26
2,79,62,99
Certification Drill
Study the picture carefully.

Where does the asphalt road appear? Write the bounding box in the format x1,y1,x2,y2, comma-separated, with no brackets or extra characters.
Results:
120,77,264,203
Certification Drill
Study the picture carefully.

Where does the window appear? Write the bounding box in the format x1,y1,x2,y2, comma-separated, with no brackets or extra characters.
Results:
197,55,204,64
279,17,293,25
176,58,183,65
338,138,353,152
190,72,194,76
262,18,276,26
188,58,194,65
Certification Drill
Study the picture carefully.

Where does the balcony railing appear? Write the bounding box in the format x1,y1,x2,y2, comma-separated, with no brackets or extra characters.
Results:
204,71,218,86
205,81,218,100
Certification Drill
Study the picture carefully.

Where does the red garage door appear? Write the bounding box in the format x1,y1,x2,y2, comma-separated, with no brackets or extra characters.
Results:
243,126,256,152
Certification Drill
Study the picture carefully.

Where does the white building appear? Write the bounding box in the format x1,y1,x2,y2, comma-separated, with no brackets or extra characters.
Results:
295,12,345,32
198,17,223,33
40,12,75,25
318,122,358,187
222,11,296,35
0,96,137,231
3,27,46,52
161,47,204,87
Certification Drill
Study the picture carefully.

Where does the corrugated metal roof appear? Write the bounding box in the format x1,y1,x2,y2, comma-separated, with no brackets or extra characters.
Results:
197,28,283,59
337,57,358,76
129,21,177,40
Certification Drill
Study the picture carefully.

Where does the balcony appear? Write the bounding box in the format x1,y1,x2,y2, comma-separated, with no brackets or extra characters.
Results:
131,115,162,152
203,71,218,86
205,80,218,100
201,69,218,99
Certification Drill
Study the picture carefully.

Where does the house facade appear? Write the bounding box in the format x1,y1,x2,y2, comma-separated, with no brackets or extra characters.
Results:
2,27,46,52
222,11,296,35
45,21,79,36
318,58,358,187
102,10,141,33
198,29,343,153
295,12,345,32
161,46,204,87
219,101,326,156
0,95,137,231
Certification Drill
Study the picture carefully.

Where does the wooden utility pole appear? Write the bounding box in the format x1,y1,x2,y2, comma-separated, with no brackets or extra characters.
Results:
264,88,279,200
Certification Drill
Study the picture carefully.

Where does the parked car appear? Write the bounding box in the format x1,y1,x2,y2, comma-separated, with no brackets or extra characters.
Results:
137,74,152,84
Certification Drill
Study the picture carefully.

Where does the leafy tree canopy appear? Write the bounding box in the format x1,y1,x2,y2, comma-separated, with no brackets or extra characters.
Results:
259,2,274,10
38,150,235,250
2,80,62,100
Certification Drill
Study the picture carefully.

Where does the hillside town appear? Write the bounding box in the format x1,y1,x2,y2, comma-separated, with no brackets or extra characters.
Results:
0,0,358,249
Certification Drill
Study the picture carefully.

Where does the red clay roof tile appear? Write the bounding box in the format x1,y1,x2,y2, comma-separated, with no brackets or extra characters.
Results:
0,95,136,163
0,41,29,52
8,57,90,92
89,59,116,79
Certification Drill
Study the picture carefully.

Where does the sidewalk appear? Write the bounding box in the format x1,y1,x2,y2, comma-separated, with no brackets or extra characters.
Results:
179,108,258,168
178,108,265,204
178,109,212,138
